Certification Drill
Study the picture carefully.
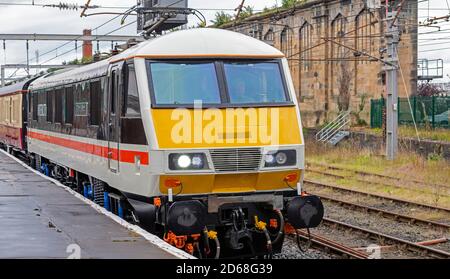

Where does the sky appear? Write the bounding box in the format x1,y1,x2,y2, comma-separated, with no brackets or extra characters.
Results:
0,0,449,83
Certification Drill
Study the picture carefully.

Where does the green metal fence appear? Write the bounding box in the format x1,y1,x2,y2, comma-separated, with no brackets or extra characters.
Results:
370,98,385,129
370,96,450,129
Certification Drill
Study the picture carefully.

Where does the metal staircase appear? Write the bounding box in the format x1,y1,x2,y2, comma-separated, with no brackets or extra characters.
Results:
315,110,351,146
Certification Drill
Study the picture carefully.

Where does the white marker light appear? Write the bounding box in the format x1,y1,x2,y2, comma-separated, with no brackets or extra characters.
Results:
264,154,275,164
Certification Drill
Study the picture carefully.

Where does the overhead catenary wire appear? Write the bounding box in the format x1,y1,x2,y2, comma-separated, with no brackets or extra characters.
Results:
38,20,137,66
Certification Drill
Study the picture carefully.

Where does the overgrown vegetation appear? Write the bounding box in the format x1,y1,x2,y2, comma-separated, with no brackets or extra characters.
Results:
352,93,368,126
281,0,306,8
417,82,445,97
211,11,233,27
367,126,450,142
211,0,308,27
63,57,93,65
237,6,254,20
305,139,450,209
337,60,352,112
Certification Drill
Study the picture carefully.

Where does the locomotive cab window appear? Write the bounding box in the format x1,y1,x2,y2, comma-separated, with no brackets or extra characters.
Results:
147,60,291,107
123,62,141,117
224,62,289,104
149,62,222,106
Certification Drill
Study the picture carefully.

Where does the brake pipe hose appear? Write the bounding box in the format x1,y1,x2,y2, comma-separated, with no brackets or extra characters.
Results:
271,210,285,246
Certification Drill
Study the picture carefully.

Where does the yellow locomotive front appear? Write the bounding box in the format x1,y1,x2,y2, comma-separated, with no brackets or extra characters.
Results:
140,42,324,257
107,28,326,258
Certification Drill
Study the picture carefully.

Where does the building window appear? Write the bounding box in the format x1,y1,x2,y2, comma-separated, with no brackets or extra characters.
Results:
299,22,313,70
264,28,274,44
89,80,102,125
280,26,292,60
46,89,54,123
356,9,376,63
331,14,347,61
65,86,74,124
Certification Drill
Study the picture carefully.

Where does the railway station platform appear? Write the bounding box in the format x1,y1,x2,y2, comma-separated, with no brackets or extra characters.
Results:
0,150,185,259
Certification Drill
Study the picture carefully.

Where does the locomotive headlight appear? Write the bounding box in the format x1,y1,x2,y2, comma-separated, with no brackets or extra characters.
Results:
177,155,191,168
169,153,208,170
275,152,288,165
264,150,296,167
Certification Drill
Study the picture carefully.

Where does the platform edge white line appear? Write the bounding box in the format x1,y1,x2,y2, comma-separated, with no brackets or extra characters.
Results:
0,149,196,260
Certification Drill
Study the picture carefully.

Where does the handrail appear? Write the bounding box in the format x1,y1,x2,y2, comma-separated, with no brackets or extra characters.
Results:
316,112,348,139
320,119,349,142
315,111,350,140
315,110,351,143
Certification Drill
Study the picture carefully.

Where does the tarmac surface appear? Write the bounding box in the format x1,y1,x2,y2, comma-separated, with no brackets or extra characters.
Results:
0,151,177,259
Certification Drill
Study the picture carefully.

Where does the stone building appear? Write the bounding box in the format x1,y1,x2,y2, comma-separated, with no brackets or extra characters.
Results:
223,0,418,127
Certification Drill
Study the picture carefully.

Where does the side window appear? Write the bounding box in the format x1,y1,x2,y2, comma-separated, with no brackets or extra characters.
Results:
38,91,47,122
5,97,11,123
55,88,63,124
46,89,54,123
89,79,102,126
74,82,89,118
111,71,116,115
123,63,141,117
0,97,4,124
32,92,38,121
65,86,74,124
11,96,19,124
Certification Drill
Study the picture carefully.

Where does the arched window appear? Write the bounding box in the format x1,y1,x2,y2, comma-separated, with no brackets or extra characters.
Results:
356,9,376,63
264,28,274,44
299,22,313,71
280,26,292,60
331,14,347,61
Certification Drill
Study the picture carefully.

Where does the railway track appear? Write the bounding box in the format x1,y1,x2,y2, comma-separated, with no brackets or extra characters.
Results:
321,217,450,259
316,193,450,231
292,230,369,259
306,168,450,198
308,162,450,191
304,179,450,213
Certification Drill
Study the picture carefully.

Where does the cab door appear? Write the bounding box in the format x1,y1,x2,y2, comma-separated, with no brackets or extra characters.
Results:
107,64,122,173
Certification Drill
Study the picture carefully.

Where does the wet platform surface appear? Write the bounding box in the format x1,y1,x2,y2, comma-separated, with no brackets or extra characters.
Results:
0,151,176,259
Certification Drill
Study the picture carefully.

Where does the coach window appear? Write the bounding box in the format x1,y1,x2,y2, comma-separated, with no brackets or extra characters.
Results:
32,92,39,121
123,62,140,117
46,89,54,123
11,97,19,125
65,86,74,124
89,79,102,126
55,88,64,124
38,91,47,122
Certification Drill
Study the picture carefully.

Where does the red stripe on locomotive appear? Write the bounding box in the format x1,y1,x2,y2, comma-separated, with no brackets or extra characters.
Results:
28,131,149,165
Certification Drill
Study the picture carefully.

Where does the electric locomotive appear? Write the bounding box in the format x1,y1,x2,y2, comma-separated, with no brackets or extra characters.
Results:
0,28,324,258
